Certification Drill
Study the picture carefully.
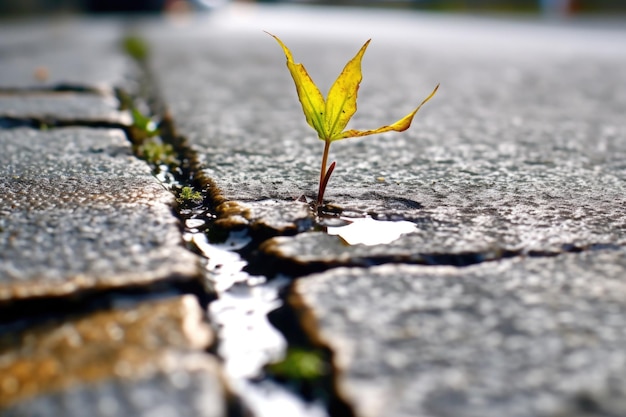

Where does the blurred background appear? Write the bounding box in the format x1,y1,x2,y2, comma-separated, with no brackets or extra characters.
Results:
1,0,625,17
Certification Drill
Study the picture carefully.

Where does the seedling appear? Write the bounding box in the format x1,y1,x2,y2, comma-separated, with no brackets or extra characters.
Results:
268,32,438,206
177,186,203,205
137,138,177,167
131,108,160,142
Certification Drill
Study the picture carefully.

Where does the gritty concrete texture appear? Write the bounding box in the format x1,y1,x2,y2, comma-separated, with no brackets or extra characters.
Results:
0,19,137,94
139,10,626,414
0,295,228,417
2,364,228,417
294,249,626,417
142,6,626,258
0,6,624,417
0,128,200,300
0,93,131,126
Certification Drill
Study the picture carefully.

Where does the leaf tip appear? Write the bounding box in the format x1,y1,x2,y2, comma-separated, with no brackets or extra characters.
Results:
266,32,296,65
359,39,372,56
263,30,276,39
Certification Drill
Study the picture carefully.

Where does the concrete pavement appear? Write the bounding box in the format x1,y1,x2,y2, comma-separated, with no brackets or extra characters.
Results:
1,4,626,417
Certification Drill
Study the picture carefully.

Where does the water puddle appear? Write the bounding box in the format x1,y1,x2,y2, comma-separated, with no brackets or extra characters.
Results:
326,216,416,246
185,229,327,417
236,379,328,417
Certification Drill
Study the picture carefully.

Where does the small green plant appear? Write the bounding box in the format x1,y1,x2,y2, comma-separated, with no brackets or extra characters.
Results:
177,186,203,204
268,32,438,206
131,108,160,142
122,35,149,62
137,138,177,167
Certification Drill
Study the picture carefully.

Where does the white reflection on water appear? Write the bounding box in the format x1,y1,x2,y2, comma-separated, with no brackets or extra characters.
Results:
188,231,284,378
185,231,327,417
326,217,416,246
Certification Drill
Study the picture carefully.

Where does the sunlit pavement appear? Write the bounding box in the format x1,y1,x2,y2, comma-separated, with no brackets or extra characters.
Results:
1,3,626,417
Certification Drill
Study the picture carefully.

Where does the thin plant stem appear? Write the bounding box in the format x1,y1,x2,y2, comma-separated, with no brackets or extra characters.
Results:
317,140,331,206
320,161,336,203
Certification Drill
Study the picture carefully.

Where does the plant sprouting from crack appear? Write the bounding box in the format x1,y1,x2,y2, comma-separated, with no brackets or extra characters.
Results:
130,108,177,170
138,138,177,168
131,108,160,142
268,32,438,207
177,186,203,205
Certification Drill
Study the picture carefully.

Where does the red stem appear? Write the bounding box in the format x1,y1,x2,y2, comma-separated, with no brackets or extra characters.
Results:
317,140,332,206
320,161,336,202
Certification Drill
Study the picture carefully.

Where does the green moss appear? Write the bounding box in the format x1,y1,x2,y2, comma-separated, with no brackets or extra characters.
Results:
131,108,160,142
137,138,177,167
266,348,328,380
177,186,203,204
122,35,149,62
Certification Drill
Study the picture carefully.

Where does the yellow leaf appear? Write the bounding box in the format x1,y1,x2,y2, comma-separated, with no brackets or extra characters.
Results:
325,39,370,140
267,32,439,205
339,83,439,139
266,32,326,137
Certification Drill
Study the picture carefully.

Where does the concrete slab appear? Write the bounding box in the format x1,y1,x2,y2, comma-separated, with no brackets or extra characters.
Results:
258,226,624,276
0,128,201,301
0,295,228,417
294,250,626,417
142,4,626,247
0,19,137,94
0,93,131,126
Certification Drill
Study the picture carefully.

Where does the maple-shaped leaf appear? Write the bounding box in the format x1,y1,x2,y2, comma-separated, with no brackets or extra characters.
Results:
267,32,438,142
267,32,438,206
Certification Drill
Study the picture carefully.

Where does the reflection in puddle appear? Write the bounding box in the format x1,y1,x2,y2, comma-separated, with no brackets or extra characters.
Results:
238,379,327,417
326,217,416,245
185,230,327,417
188,232,284,377
210,279,287,379
190,231,251,293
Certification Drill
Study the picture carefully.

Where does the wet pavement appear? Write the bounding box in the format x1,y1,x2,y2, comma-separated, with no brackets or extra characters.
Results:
1,4,626,417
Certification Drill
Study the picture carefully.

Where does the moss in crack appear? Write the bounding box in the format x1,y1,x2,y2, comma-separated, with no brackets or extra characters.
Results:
130,108,160,142
124,106,177,174
122,35,149,63
137,138,178,168
266,288,356,417
267,345,335,405
115,48,219,241
177,186,203,206
266,347,328,380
